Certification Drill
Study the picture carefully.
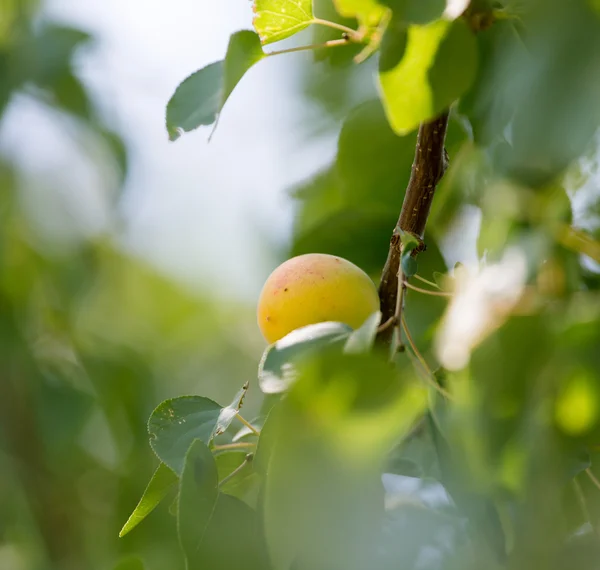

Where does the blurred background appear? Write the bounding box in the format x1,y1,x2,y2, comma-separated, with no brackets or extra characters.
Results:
1,0,600,569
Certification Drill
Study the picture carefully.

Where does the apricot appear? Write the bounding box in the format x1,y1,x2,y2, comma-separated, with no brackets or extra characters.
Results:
257,253,380,344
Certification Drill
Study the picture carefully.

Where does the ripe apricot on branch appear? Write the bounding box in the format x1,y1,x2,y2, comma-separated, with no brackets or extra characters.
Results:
257,253,380,344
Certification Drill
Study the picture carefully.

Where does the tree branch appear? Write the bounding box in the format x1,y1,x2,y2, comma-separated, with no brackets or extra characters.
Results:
377,112,450,344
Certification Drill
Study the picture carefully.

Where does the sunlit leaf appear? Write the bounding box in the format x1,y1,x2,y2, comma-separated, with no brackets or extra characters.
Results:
258,321,352,393
332,0,388,27
253,0,314,44
119,462,178,537
148,396,223,475
378,19,476,135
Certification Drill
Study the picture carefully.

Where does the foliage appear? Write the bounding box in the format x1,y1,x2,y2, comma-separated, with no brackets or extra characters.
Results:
3,0,600,570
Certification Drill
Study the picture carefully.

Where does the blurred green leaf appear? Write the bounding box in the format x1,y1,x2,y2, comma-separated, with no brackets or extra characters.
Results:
379,19,477,135
258,321,352,393
214,382,248,436
148,397,223,475
378,15,408,72
166,30,264,140
119,462,178,537
336,99,416,207
253,0,313,44
344,311,381,354
112,556,145,570
332,0,388,26
177,439,219,569
379,0,445,24
262,351,427,570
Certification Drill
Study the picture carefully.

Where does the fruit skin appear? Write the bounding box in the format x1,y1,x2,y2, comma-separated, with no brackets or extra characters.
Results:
257,253,380,344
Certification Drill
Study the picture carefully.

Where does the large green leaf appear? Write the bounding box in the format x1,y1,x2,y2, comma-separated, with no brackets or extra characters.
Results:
148,396,223,475
177,439,219,569
262,352,428,570
253,0,314,44
258,321,352,393
178,441,264,570
378,19,477,135
336,99,417,208
166,31,264,140
119,462,178,537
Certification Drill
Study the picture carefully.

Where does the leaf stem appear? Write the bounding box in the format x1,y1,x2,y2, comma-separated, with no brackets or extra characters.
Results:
219,454,253,487
414,274,441,290
311,17,363,41
586,468,600,491
392,249,406,355
403,281,452,297
212,442,256,452
235,413,261,436
401,314,453,400
266,38,350,57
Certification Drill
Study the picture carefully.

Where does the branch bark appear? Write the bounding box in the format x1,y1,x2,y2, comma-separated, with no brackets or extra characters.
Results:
377,112,450,345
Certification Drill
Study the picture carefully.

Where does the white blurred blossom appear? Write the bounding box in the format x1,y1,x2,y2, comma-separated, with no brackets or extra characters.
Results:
435,248,528,370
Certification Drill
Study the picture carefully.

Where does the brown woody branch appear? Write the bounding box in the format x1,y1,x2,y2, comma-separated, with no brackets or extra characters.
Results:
377,112,450,345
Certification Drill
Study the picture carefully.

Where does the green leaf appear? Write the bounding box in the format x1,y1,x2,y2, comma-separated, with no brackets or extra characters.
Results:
166,61,223,141
428,19,478,114
166,30,264,140
258,321,352,393
378,19,476,135
222,30,265,105
253,0,314,44
344,311,381,354
262,352,428,570
214,382,248,436
119,462,178,537
177,439,219,569
112,557,145,570
148,396,223,475
336,100,417,208
332,0,388,27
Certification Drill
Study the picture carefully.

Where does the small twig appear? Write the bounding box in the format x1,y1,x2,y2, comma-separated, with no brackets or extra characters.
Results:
219,453,253,487
392,251,407,355
266,37,350,57
402,314,453,400
414,274,441,290
403,281,452,297
376,316,397,334
235,413,260,436
586,468,600,491
573,477,598,536
311,17,363,41
213,442,256,452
